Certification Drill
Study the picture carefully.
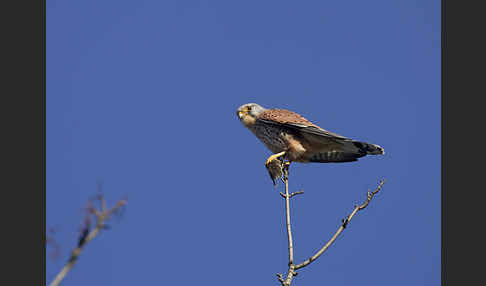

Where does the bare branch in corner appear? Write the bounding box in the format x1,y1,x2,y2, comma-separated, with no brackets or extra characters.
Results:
49,189,127,286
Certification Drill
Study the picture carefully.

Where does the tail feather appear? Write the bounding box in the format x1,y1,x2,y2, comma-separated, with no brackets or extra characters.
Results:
309,151,359,163
308,141,384,163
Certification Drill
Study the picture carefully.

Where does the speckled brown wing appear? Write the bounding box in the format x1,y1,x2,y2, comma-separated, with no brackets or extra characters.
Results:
257,109,351,142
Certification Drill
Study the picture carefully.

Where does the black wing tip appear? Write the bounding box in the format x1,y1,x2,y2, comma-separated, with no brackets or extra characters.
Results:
353,141,385,155
369,144,385,155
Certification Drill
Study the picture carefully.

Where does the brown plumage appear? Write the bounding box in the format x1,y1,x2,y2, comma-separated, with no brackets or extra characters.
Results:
258,109,316,127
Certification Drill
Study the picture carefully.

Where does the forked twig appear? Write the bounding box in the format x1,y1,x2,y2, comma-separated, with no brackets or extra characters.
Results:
49,196,126,286
276,163,385,285
279,190,304,199
294,179,385,270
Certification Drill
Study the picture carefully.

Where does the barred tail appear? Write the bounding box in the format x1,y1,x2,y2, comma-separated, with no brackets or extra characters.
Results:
308,141,384,163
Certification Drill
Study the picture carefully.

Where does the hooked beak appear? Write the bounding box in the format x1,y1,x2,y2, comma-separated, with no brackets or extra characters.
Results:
237,111,244,119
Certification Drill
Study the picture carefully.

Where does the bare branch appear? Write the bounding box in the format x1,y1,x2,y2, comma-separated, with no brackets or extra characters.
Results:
106,199,127,218
49,195,127,286
294,179,385,270
284,169,294,266
274,168,385,286
96,180,106,212
277,165,299,286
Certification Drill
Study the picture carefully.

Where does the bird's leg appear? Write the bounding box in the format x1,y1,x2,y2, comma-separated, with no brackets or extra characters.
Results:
280,161,291,184
265,151,287,186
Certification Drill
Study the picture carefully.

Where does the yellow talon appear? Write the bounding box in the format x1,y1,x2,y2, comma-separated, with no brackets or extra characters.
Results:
265,151,286,166
265,151,287,186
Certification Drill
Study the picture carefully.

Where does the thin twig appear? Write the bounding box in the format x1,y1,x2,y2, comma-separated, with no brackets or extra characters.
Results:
49,198,126,286
279,190,304,199
97,183,106,212
294,179,385,270
278,165,298,286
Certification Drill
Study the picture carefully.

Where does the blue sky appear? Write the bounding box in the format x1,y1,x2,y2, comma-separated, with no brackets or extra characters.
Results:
46,0,440,285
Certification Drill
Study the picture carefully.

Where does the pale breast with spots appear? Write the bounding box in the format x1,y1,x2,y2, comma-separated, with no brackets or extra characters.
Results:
249,122,289,154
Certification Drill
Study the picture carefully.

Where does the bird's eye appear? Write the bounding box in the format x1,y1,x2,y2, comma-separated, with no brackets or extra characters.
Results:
247,106,252,111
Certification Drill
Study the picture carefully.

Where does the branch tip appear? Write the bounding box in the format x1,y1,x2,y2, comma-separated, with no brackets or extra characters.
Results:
49,193,127,286
289,190,304,198
293,179,385,272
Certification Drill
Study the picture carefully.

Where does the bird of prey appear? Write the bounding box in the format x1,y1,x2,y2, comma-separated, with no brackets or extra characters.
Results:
236,103,384,184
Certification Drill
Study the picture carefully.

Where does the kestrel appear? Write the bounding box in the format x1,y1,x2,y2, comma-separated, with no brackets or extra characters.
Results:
236,103,384,184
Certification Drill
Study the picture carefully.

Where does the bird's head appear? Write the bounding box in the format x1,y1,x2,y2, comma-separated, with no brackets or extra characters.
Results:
236,103,266,127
